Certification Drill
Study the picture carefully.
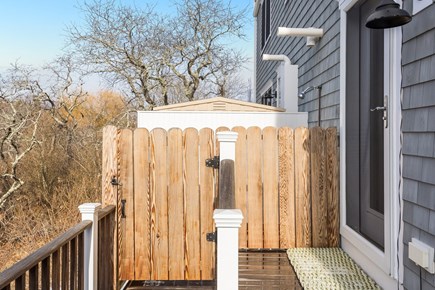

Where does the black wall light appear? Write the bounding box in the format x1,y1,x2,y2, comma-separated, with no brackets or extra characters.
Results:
366,0,412,29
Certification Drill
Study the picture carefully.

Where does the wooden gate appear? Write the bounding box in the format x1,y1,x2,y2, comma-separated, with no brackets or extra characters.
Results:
102,126,339,282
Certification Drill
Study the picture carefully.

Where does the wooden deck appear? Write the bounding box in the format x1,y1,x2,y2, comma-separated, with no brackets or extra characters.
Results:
126,251,302,290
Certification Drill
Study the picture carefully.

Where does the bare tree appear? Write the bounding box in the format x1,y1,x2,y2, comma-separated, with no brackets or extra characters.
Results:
67,0,248,109
0,66,42,209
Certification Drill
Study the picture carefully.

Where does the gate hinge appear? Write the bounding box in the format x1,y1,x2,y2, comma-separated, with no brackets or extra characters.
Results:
206,232,217,242
205,156,220,169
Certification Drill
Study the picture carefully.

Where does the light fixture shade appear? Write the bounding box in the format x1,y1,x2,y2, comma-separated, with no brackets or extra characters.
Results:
366,0,412,29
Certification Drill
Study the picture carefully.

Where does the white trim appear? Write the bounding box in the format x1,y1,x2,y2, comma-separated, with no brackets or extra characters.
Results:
339,0,403,287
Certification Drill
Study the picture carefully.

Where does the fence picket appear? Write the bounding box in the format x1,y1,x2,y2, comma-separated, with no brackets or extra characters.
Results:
295,127,311,247
247,127,263,248
199,128,215,280
167,129,185,280
311,127,328,247
118,129,135,279
326,128,340,247
278,127,296,248
150,129,169,280
232,126,248,248
184,128,201,280
134,129,151,280
263,127,279,248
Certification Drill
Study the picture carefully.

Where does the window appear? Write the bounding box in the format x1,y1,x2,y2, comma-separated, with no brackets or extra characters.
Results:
261,87,277,107
261,0,271,49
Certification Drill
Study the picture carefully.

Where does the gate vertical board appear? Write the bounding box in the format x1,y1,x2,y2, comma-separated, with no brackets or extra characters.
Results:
102,126,119,289
295,128,312,247
150,129,169,280
262,127,279,248
134,129,151,280
168,129,185,280
311,127,328,247
119,129,135,279
199,128,215,280
326,128,339,247
232,126,248,248
278,128,296,248
215,127,230,208
184,128,201,279
247,127,263,248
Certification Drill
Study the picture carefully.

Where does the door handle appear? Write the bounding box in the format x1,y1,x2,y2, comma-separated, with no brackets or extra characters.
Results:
370,96,388,128
370,106,386,112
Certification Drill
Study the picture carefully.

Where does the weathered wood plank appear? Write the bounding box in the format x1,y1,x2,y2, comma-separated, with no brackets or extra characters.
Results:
247,127,263,248
70,236,77,290
310,127,328,247
41,257,50,290
61,244,69,290
78,233,84,290
167,128,184,280
199,128,215,280
102,125,118,290
134,129,151,280
150,128,169,280
29,265,38,290
295,127,311,247
102,125,118,206
52,250,60,290
278,127,296,248
119,129,135,280
232,126,248,248
184,128,201,280
262,127,279,248
326,128,339,247
14,276,24,290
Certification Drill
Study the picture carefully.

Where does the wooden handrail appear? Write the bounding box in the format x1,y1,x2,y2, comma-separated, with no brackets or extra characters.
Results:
98,204,116,220
0,220,92,288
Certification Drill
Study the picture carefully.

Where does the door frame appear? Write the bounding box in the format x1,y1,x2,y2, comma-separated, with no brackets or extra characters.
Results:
337,0,403,288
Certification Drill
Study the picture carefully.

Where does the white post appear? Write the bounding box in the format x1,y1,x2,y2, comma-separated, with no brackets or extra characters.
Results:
213,209,243,290
216,131,238,161
79,203,101,290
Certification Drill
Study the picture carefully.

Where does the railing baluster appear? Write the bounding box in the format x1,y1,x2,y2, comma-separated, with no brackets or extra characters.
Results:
70,237,77,290
14,275,25,290
62,243,69,290
29,265,39,290
1,284,11,290
78,232,84,290
52,250,60,290
41,257,50,289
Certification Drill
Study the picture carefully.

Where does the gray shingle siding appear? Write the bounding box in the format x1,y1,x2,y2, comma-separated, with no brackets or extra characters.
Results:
402,3,435,289
255,0,340,128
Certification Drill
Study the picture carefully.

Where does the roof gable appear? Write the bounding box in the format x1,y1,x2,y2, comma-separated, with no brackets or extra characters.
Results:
152,97,285,112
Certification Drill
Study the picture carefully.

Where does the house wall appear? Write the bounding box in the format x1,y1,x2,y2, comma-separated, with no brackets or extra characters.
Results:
401,2,435,290
255,0,340,127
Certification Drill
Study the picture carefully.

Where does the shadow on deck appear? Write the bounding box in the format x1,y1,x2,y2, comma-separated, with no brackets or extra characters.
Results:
126,251,302,290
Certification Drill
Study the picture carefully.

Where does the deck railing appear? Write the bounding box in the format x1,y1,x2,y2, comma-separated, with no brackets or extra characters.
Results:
0,204,115,290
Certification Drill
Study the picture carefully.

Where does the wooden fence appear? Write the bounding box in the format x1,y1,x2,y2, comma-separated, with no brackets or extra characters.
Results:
0,205,115,290
102,125,339,283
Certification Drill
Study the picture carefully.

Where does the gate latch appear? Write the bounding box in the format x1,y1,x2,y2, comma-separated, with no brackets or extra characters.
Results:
206,232,217,242
205,156,220,169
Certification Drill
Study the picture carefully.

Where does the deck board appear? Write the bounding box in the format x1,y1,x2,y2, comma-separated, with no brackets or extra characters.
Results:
127,251,302,290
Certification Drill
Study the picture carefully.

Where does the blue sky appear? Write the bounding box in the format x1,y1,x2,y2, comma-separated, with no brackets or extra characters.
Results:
0,0,254,84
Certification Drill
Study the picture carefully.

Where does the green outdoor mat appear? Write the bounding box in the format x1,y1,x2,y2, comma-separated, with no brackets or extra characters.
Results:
287,248,381,290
